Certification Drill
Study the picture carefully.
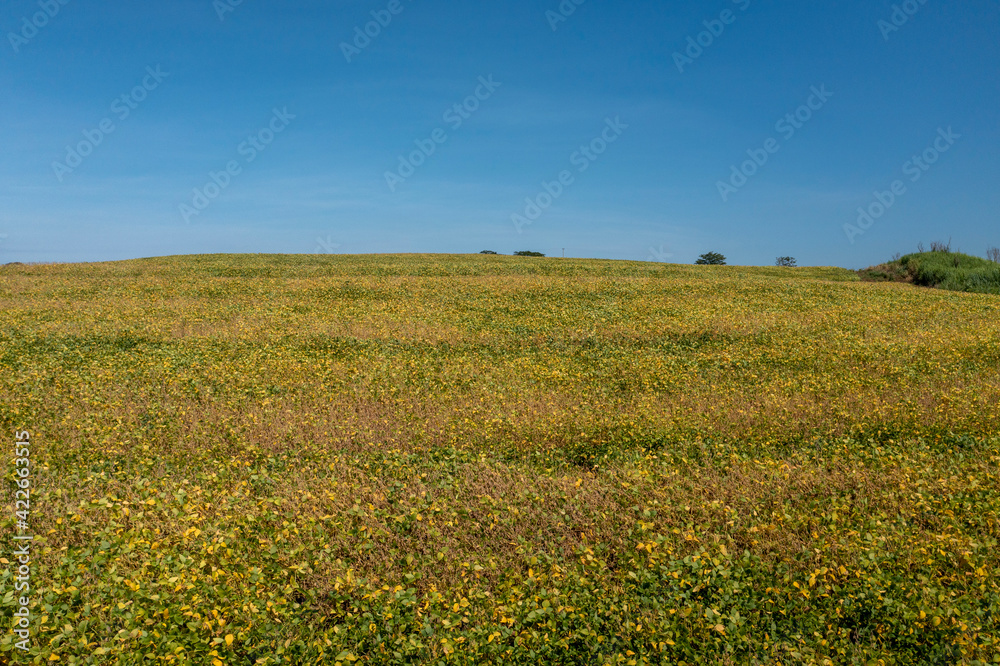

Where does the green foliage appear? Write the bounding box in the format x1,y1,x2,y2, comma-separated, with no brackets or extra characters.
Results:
695,252,726,266
860,250,1000,294
514,251,545,257
857,261,911,283
479,250,498,255
775,256,797,268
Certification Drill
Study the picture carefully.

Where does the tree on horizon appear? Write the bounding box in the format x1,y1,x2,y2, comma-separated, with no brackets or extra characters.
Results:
695,252,726,265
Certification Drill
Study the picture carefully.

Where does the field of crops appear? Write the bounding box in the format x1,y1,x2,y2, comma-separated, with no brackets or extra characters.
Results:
2,254,999,665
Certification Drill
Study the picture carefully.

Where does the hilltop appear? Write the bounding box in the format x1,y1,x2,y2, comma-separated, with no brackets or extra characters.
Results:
860,250,1000,294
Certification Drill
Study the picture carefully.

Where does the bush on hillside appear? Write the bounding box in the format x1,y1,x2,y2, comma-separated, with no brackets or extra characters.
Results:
860,250,1000,294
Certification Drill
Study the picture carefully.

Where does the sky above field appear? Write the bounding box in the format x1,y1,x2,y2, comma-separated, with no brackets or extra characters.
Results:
2,0,998,267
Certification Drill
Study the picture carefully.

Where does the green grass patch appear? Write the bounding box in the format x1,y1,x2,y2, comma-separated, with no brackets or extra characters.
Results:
860,251,1000,294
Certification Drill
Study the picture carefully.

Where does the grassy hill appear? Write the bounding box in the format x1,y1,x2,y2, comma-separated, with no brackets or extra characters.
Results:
1,255,998,664
860,250,1000,294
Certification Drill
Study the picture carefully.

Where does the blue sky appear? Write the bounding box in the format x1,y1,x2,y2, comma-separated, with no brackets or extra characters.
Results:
2,0,998,267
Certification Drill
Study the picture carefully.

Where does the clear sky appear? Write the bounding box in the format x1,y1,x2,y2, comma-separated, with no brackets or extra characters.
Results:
2,0,998,267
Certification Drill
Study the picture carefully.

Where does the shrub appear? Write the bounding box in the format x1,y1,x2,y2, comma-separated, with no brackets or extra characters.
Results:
988,247,999,263
695,252,726,265
857,262,912,283
859,250,1000,294
479,250,498,255
514,250,545,257
895,251,1000,294
775,256,797,268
